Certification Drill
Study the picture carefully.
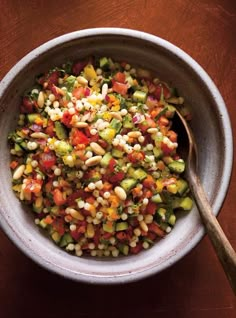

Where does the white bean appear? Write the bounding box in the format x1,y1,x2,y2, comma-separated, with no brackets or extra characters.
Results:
90,142,105,155
114,186,127,201
147,128,158,134
37,91,45,108
110,112,122,121
75,122,89,128
127,131,141,138
139,220,148,232
13,165,25,180
85,156,102,167
30,132,48,139
77,76,88,85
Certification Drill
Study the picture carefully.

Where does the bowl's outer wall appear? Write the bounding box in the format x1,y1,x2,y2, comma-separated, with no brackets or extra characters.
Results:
0,29,233,284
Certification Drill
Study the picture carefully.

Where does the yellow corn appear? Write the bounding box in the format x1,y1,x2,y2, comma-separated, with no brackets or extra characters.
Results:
12,184,22,192
156,180,164,193
35,196,43,208
35,116,44,125
91,85,100,93
88,205,96,218
86,223,95,238
84,64,97,80
107,207,116,216
111,103,120,111
25,163,33,174
167,184,178,194
102,112,112,121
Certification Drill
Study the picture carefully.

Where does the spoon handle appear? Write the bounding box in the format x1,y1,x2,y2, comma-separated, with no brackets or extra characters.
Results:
189,172,236,295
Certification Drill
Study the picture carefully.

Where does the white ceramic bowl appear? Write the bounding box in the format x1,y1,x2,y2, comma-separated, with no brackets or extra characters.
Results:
0,28,233,284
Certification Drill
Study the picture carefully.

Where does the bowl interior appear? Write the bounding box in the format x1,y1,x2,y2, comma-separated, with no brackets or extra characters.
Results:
0,30,232,283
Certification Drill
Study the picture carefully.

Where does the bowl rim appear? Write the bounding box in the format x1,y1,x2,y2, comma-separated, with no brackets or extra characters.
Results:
0,27,233,284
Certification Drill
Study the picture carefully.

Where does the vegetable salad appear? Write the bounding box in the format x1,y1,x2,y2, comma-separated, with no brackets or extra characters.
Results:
8,56,193,257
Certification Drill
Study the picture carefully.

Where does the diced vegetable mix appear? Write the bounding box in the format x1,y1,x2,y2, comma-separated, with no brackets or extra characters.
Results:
8,56,193,257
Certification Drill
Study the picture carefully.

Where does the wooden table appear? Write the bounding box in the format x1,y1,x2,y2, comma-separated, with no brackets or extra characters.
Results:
0,1,236,317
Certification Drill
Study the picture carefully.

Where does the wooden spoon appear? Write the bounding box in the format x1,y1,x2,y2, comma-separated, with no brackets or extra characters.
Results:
174,108,236,295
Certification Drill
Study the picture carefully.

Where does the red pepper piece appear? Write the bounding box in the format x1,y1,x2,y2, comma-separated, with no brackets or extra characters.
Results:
53,189,66,206
39,151,56,169
20,96,34,113
70,129,89,146
148,222,165,237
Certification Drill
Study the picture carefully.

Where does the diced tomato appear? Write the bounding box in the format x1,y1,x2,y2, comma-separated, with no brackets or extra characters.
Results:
97,138,108,149
53,189,66,206
89,134,99,143
130,242,143,254
158,116,169,126
45,180,53,193
148,222,165,237
44,215,53,225
167,130,177,142
20,96,34,114
153,83,171,100
44,119,55,137
162,177,176,187
108,158,117,172
102,232,113,240
128,217,139,227
61,110,73,127
102,182,113,192
78,224,86,234
50,84,62,99
150,109,160,119
138,117,156,132
72,59,89,76
66,190,89,205
109,171,125,183
24,178,42,194
70,230,83,241
37,70,60,89
84,127,99,141
147,232,157,241
72,87,85,100
52,217,65,236
142,189,153,199
141,134,153,147
113,72,126,83
47,71,60,89
86,196,96,205
93,228,101,246
173,154,180,160
112,81,128,96
161,141,173,155
116,231,128,241
143,175,156,189
70,129,89,146
127,151,145,164
10,161,18,169
39,151,56,169
145,201,157,215
21,127,30,135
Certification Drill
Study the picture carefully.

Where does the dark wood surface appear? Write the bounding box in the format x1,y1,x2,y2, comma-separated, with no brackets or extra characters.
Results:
0,1,236,317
